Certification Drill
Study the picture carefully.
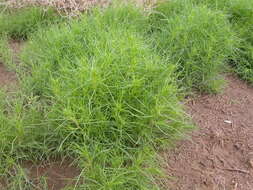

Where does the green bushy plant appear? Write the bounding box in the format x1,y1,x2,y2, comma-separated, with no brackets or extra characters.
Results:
1,5,190,190
195,0,229,9
150,4,235,92
149,0,193,30
232,42,253,84
0,7,62,39
195,0,253,83
228,0,253,84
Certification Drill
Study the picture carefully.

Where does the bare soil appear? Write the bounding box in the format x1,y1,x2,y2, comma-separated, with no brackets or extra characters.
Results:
0,63,16,87
9,39,23,59
162,75,253,190
22,160,80,190
0,40,23,88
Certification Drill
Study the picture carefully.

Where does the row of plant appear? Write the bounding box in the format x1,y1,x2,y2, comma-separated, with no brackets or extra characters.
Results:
0,0,252,189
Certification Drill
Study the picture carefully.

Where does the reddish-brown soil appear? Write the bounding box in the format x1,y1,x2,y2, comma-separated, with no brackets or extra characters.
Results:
0,40,23,88
9,39,24,58
163,75,253,190
22,160,80,190
0,63,16,87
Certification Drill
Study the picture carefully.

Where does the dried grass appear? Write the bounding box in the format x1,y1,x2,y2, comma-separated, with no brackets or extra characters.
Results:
2,0,158,16
3,0,110,16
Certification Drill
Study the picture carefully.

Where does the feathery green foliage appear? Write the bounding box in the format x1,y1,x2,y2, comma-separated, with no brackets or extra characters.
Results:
228,0,253,84
1,5,190,189
2,0,253,189
196,0,253,83
0,7,62,39
149,0,193,29
150,4,235,92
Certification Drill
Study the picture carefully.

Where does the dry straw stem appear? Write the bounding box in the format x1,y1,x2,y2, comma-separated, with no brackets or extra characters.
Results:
3,0,159,15
4,0,110,16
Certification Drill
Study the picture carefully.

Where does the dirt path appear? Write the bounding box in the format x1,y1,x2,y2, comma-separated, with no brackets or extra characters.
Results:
0,63,16,86
163,75,253,190
22,160,80,190
0,40,22,88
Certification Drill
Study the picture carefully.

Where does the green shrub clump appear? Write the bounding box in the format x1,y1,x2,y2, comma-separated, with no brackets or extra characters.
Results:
150,3,235,93
0,6,190,189
149,0,193,29
228,0,253,84
0,7,62,39
196,0,253,84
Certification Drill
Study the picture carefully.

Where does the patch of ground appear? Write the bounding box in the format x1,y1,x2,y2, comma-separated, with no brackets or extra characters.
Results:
0,63,16,86
22,160,80,190
163,75,253,190
9,39,23,57
9,39,24,65
0,40,23,88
